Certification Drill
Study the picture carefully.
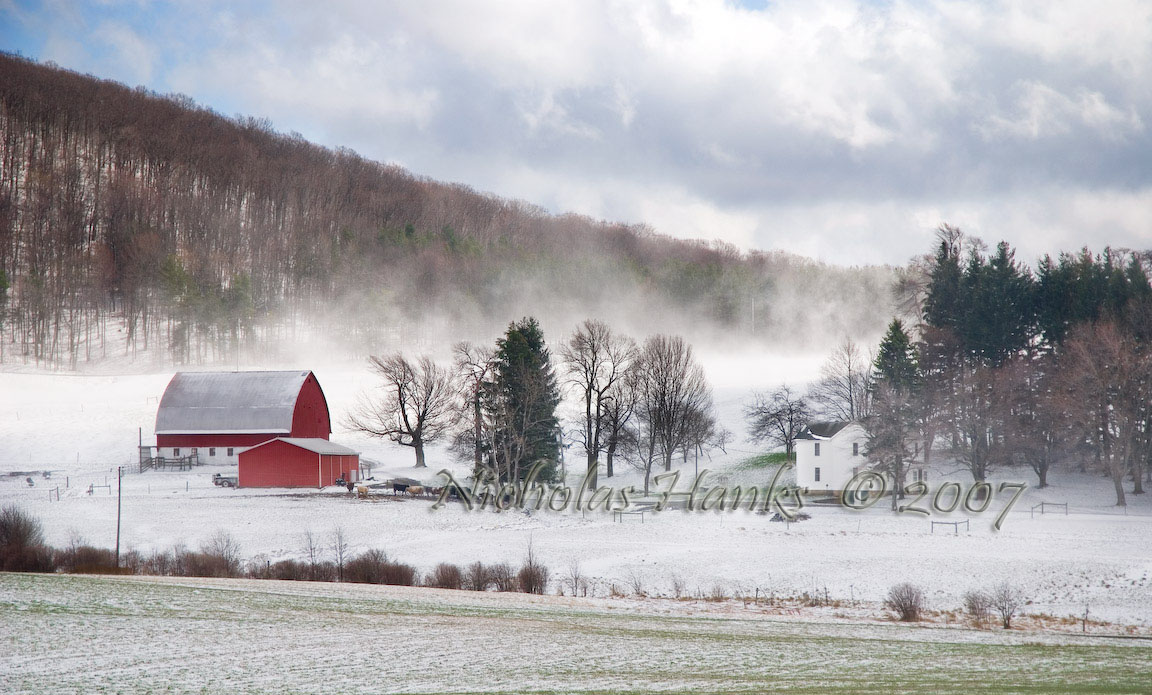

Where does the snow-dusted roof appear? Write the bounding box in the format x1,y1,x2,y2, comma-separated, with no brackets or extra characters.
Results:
155,370,312,435
797,421,855,440
240,437,358,455
272,438,358,455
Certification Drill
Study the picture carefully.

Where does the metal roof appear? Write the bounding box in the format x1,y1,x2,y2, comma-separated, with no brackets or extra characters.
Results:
256,437,359,456
155,370,312,435
797,421,854,440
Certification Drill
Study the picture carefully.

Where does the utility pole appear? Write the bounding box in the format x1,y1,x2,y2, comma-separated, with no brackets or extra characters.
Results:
115,466,122,568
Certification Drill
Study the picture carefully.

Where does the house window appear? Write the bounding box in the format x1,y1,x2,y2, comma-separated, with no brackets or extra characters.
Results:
209,448,216,457
814,442,820,457
172,447,180,456
853,443,859,456
191,448,198,456
814,467,821,482
227,447,234,457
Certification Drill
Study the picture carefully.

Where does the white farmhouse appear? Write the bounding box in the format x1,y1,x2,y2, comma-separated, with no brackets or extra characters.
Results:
795,421,868,494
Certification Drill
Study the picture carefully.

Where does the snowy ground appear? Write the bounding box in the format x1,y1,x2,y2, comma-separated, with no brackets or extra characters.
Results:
2,366,1152,629
2,573,1150,694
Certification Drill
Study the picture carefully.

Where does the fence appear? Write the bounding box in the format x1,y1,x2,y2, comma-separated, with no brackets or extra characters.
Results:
134,455,199,473
1031,501,1068,518
930,519,969,535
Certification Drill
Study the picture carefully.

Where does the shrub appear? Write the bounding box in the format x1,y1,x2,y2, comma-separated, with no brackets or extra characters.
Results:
707,584,728,602
564,561,585,597
489,562,517,592
517,549,549,594
345,549,389,584
885,583,924,622
991,582,1023,629
55,545,117,573
427,562,463,590
202,531,242,577
139,549,175,576
0,504,44,549
0,505,54,572
379,558,417,586
627,570,647,597
963,590,991,628
177,550,235,578
463,561,491,591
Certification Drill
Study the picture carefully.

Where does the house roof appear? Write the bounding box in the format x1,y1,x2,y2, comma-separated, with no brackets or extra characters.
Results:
797,421,854,440
253,437,358,456
155,370,313,435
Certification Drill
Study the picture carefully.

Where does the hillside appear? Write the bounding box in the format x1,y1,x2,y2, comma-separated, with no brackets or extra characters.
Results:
0,53,896,369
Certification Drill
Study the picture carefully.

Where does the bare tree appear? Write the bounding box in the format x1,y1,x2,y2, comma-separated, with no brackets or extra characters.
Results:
864,381,916,508
885,582,924,622
744,385,811,459
302,529,321,578
630,335,713,494
1061,321,1151,506
809,339,873,422
990,582,1023,629
330,526,349,582
453,341,495,474
602,364,640,478
949,361,1004,483
560,319,638,489
349,354,458,468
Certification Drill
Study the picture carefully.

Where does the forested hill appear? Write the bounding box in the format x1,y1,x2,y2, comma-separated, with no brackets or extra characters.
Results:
0,53,896,369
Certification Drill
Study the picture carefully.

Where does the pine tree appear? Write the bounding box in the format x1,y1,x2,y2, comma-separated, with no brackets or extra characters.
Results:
974,241,1034,366
924,232,964,332
482,317,562,484
873,319,918,391
865,318,921,508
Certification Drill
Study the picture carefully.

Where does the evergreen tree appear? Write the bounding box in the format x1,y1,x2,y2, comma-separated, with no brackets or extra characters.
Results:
865,318,921,508
482,317,562,484
923,231,964,332
873,319,918,390
972,241,1034,366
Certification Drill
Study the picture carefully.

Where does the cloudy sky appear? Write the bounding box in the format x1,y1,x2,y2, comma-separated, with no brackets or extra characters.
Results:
2,0,1150,266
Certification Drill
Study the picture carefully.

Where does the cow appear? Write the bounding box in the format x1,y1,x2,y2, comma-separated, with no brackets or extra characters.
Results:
407,485,424,497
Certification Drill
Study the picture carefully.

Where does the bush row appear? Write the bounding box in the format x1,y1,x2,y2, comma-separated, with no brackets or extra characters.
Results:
0,504,550,593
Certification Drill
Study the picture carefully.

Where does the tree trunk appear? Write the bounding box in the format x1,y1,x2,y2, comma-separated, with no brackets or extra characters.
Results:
606,440,616,478
1111,461,1127,507
472,391,482,473
586,451,598,490
414,440,427,468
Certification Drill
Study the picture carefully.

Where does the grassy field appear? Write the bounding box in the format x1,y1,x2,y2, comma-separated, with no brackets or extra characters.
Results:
2,574,1150,694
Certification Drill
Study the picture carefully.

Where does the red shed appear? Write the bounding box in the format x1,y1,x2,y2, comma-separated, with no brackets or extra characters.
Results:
238,438,360,488
154,370,331,465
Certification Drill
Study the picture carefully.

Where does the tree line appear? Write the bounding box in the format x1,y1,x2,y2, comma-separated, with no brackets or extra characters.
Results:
747,227,1152,507
349,317,723,496
0,53,894,368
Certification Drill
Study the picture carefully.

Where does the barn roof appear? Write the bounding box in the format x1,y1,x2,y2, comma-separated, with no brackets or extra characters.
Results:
155,370,314,435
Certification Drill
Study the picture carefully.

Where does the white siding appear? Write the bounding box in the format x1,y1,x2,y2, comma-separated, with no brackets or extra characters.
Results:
795,424,867,493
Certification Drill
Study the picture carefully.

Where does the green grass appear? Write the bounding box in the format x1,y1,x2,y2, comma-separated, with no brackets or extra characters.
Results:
1,573,1150,694
736,452,793,470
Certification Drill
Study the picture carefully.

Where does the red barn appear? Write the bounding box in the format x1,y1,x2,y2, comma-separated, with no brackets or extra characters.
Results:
155,370,332,465
238,438,360,488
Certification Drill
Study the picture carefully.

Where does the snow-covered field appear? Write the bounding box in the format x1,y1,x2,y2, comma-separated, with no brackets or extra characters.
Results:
2,573,1150,694
2,365,1151,629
